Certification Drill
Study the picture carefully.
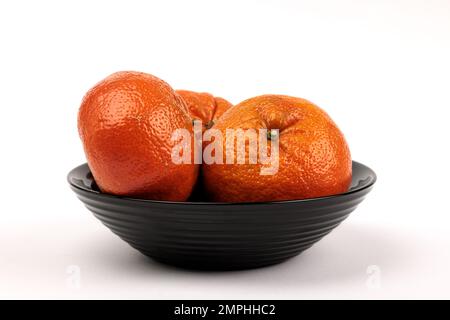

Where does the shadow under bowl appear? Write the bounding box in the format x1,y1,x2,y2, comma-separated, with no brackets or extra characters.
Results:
68,161,376,270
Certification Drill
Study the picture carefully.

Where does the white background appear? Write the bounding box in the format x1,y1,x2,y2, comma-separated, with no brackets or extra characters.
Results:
1,0,449,299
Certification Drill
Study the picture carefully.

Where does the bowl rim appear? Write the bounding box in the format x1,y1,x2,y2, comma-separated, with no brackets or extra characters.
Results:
68,161,376,206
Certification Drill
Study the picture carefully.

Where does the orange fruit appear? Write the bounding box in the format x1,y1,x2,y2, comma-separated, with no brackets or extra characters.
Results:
202,95,352,202
176,90,232,130
78,71,198,201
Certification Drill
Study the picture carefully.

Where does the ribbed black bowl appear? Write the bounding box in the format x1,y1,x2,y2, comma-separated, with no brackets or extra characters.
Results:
68,161,376,270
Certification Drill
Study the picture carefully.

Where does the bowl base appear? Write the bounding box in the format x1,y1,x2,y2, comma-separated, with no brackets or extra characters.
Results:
143,252,305,271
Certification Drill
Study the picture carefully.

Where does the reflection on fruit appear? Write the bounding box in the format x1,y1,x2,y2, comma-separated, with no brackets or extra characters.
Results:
202,95,352,202
78,71,198,201
176,90,232,130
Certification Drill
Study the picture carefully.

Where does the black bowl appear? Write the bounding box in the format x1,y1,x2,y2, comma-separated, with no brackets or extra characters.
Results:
68,161,376,270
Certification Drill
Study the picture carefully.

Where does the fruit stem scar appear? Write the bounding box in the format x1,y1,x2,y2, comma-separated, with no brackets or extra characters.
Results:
267,130,278,140
205,120,214,129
